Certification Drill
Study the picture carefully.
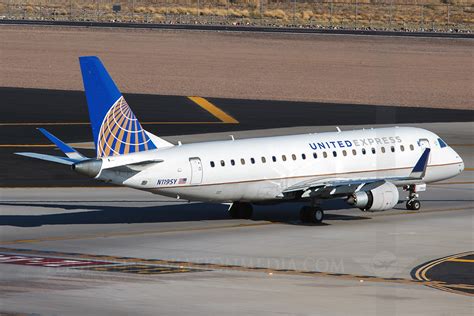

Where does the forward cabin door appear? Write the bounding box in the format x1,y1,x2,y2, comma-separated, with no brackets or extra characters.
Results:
418,138,431,163
189,157,203,184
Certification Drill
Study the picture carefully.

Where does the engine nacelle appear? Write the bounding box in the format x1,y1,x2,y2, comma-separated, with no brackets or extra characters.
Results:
347,182,399,212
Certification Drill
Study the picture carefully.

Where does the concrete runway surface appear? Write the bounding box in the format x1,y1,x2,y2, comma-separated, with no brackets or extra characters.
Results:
1,122,473,315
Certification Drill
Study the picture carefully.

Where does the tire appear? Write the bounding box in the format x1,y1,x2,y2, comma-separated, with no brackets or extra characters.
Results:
310,208,324,224
406,200,421,211
411,200,421,211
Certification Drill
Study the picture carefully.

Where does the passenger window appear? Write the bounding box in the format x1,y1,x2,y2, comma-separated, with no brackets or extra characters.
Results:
241,158,245,165
261,157,266,163
231,159,235,166
352,149,357,156
301,153,306,160
323,152,328,158
282,155,287,161
220,160,225,167
251,158,255,164
381,147,385,153
272,156,277,162
210,161,215,167
332,151,337,157
400,145,405,152
371,147,376,154
342,150,347,156
313,152,317,159
410,144,414,151
292,154,297,160
362,148,366,155
391,146,395,153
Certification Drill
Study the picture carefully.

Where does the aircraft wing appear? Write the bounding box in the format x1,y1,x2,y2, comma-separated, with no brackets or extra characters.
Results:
282,148,430,199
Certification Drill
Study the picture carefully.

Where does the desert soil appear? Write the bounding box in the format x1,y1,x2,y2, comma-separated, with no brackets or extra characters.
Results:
0,25,472,109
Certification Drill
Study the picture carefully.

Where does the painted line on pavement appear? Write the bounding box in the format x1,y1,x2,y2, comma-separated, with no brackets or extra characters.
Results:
188,96,239,123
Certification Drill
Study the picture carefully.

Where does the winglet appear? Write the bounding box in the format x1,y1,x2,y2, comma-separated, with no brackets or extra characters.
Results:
410,148,430,179
38,128,85,160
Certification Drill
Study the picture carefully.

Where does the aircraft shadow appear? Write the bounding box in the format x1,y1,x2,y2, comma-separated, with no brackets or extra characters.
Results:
0,200,369,227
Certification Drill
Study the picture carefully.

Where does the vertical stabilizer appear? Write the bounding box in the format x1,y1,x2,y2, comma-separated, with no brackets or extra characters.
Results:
79,56,172,158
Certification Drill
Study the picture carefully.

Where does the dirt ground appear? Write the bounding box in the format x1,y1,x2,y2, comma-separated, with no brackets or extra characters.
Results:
0,25,472,109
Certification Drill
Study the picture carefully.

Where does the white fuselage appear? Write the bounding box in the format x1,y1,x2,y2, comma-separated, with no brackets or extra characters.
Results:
96,127,464,202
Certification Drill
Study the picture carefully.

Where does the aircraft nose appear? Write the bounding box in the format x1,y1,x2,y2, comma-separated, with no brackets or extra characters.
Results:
454,150,464,174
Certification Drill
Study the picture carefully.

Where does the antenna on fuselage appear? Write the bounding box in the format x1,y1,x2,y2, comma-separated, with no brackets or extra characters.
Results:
230,135,235,141
336,127,341,132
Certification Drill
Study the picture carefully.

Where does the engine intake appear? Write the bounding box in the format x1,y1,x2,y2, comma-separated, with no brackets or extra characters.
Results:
347,182,399,212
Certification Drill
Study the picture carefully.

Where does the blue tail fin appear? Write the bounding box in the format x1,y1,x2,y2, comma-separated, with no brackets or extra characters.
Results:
79,56,160,158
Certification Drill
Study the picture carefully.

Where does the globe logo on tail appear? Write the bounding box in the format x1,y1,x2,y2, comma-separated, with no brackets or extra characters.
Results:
97,96,156,158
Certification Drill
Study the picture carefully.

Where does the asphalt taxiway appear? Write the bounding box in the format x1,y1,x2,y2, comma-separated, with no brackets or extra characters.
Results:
1,88,473,187
1,122,473,315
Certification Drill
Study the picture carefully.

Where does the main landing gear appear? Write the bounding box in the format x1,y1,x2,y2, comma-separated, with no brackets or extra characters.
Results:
405,184,421,211
228,202,253,219
299,206,324,224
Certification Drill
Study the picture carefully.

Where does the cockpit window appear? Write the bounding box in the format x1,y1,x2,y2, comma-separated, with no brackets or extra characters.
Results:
438,138,448,148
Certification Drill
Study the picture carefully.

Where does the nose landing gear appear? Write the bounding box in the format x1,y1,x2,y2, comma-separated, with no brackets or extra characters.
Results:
404,184,423,211
406,199,421,211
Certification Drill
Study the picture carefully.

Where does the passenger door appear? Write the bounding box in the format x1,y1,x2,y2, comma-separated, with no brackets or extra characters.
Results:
189,157,203,184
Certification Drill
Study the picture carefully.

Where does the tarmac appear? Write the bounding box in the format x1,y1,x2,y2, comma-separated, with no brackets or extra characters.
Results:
0,122,473,315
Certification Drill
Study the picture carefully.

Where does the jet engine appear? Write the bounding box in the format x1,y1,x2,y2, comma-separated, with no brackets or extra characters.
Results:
347,182,399,212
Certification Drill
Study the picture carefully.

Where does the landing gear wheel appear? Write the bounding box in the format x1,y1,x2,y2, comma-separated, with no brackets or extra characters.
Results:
300,206,324,224
309,208,324,224
406,199,421,211
229,202,253,219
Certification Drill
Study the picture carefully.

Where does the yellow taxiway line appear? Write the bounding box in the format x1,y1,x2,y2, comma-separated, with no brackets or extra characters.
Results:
447,258,474,263
188,96,239,124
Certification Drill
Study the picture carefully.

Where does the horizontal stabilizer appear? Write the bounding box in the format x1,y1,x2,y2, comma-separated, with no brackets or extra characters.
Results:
15,152,80,165
38,128,86,160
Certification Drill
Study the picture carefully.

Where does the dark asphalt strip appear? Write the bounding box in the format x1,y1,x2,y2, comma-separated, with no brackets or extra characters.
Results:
1,87,472,186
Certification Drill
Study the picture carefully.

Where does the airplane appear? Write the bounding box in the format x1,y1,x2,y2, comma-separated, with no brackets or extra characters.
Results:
16,56,465,224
